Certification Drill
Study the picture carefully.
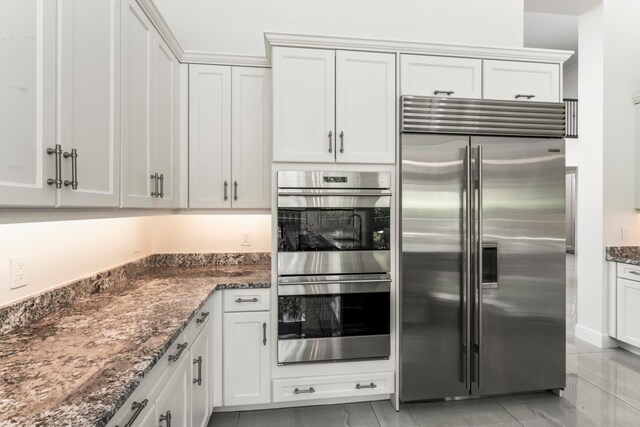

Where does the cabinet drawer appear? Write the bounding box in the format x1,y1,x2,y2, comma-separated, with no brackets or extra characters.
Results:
483,60,560,102
617,263,640,282
272,372,394,403
401,55,482,99
224,288,270,312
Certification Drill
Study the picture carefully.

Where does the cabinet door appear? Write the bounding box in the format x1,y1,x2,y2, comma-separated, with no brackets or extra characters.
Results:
231,67,271,208
153,36,178,208
57,0,120,208
336,50,395,164
483,60,560,102
188,65,231,208
121,0,155,208
400,54,482,99
223,311,270,406
0,0,56,207
156,355,189,427
272,47,335,163
191,326,211,427
617,278,640,348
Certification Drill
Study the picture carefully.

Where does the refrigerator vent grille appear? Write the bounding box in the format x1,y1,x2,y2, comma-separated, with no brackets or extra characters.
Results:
401,96,566,137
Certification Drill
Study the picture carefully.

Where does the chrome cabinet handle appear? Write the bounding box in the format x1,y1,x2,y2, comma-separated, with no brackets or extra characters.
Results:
293,387,315,394
159,410,171,427
196,311,210,323
115,399,148,427
159,173,164,199
515,94,535,100
328,131,333,153
224,181,228,201
339,131,344,153
168,342,188,362
434,90,454,96
46,144,62,188
63,148,78,190
263,322,267,346
150,173,158,197
629,270,640,275
193,356,203,386
235,297,258,303
356,382,377,390
234,181,238,201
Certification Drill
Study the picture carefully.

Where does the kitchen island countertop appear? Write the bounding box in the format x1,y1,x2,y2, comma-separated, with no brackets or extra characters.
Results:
0,263,270,426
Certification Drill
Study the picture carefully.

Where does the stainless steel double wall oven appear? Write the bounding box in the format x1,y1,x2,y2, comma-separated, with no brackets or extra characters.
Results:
277,171,392,364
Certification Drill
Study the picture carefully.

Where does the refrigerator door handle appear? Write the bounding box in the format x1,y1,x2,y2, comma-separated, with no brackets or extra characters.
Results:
464,145,472,390
475,145,484,391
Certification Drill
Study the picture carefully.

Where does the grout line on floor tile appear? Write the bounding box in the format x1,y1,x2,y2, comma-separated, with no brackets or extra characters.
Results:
369,401,384,427
492,397,525,427
572,370,640,413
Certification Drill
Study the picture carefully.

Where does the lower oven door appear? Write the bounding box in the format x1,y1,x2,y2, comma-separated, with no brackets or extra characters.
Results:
277,276,391,364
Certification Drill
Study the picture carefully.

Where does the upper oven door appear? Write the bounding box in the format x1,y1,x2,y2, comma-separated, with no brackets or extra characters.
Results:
277,190,391,276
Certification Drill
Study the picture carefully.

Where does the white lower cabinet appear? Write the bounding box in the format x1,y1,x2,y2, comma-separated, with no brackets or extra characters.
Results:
156,354,189,427
223,311,271,406
617,277,640,348
191,322,211,427
272,372,395,403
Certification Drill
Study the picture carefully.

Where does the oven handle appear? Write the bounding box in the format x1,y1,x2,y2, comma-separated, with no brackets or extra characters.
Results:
279,278,391,286
277,191,391,197
278,281,390,296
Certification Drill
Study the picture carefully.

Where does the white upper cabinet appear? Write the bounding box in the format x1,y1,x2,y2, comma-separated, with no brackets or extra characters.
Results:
336,50,395,164
400,54,482,99
121,0,154,208
152,37,178,209
231,67,272,208
0,0,56,207
483,60,560,102
272,47,335,163
57,0,120,208
189,65,271,209
272,47,396,164
188,65,232,208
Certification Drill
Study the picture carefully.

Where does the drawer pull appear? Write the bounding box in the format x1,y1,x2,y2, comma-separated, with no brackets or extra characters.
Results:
356,382,377,390
433,90,454,96
168,342,188,362
263,322,267,345
116,399,148,427
293,386,315,395
628,270,640,275
515,94,536,100
196,311,210,323
193,356,203,386
235,297,259,303
159,410,172,427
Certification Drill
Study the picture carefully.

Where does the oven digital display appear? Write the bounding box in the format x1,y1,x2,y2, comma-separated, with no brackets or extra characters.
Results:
323,176,348,183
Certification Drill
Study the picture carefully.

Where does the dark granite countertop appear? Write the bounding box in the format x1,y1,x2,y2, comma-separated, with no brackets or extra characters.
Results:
0,264,271,426
606,246,640,266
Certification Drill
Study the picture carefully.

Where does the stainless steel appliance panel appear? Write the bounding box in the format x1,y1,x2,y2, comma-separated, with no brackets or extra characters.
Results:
401,134,471,401
278,251,391,276
472,136,566,396
278,171,391,190
278,335,391,364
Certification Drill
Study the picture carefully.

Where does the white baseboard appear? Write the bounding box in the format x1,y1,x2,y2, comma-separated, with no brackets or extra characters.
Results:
575,323,619,348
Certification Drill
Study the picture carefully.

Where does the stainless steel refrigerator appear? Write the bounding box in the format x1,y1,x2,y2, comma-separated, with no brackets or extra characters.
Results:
400,97,566,401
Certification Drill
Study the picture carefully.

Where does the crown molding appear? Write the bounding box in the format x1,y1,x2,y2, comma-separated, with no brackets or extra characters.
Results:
264,33,574,65
181,51,270,67
136,0,184,59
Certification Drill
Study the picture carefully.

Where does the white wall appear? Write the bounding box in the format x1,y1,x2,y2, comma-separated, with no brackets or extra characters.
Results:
602,0,640,246
575,1,607,346
152,214,271,253
0,217,153,307
154,0,524,56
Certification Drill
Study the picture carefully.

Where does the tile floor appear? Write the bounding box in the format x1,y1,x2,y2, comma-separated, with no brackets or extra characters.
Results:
209,255,640,426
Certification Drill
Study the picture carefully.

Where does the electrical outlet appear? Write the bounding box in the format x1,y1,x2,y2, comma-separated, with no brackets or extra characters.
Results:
241,231,251,246
622,227,629,241
10,257,28,290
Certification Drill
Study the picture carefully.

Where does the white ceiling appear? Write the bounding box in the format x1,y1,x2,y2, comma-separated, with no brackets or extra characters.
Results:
524,0,599,15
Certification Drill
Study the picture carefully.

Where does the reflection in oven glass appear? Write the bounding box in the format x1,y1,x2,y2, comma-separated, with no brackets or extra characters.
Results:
278,293,390,340
277,208,391,252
